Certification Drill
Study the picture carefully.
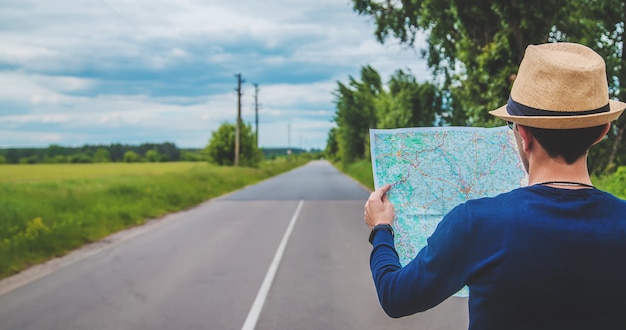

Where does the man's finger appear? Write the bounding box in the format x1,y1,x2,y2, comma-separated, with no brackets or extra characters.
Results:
370,184,393,201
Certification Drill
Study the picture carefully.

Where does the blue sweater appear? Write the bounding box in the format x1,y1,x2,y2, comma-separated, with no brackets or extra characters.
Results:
371,185,626,329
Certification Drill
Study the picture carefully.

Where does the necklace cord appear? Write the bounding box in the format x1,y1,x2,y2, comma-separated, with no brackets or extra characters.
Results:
536,181,594,188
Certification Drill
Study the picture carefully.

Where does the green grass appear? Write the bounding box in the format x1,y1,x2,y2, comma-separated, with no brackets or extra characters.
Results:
0,158,307,279
335,159,374,190
0,162,201,183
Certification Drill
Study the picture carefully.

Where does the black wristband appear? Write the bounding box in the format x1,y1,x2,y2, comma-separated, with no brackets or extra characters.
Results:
368,224,394,245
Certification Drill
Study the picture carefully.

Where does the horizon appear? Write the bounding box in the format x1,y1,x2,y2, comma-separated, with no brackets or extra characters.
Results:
0,143,320,152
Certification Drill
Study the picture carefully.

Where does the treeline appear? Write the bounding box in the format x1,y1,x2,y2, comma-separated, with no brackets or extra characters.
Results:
327,65,626,174
263,148,321,158
326,0,626,174
0,143,204,164
326,66,465,163
0,142,322,165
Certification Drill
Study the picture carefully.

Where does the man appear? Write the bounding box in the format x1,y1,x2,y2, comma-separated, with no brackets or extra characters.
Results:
364,42,626,329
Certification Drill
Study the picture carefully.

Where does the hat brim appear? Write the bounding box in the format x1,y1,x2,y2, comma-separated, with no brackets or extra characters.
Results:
489,99,626,129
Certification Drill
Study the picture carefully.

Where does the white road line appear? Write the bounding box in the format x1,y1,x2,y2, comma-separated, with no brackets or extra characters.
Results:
241,200,304,330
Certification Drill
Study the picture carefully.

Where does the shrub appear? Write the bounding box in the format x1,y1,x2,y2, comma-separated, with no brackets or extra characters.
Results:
123,151,140,163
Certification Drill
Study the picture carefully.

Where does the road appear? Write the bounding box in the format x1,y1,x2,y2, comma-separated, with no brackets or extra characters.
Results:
0,160,468,330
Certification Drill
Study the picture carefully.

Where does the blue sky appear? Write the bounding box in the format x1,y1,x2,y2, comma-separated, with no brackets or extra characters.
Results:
0,0,429,150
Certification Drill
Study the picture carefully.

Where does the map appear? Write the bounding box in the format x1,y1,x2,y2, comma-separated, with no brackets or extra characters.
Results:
370,126,528,297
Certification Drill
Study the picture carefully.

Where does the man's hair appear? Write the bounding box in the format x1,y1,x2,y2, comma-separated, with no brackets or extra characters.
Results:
528,125,607,164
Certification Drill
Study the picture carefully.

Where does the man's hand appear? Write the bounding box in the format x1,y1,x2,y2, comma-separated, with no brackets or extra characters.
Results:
364,184,395,229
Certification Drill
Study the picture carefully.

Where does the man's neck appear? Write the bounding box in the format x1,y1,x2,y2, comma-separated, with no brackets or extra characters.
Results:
527,153,592,188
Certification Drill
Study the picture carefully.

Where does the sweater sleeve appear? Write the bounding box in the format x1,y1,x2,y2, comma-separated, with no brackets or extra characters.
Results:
370,203,472,317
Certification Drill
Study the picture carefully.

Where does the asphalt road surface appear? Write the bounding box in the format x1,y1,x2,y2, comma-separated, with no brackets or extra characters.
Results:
0,160,468,330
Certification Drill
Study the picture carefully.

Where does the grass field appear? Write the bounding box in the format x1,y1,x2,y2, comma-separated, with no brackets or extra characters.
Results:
0,162,202,183
0,158,309,279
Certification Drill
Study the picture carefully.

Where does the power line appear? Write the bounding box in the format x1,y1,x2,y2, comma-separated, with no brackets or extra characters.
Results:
94,0,151,39
93,0,237,74
131,0,171,28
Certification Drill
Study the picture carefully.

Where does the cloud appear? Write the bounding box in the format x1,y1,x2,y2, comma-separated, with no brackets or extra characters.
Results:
0,0,430,149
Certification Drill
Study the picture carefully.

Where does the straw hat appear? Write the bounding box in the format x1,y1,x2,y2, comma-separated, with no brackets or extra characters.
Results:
490,42,625,129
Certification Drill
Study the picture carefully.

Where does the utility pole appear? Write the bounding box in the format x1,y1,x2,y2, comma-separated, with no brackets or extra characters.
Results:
287,123,291,155
234,73,245,166
254,83,259,148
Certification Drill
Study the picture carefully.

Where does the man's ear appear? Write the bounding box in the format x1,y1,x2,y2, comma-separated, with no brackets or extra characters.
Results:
516,124,533,152
592,123,612,146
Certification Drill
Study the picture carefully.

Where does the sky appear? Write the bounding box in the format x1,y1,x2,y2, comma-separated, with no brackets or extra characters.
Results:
0,0,429,150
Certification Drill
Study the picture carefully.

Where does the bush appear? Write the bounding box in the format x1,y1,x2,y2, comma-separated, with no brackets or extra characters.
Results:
146,149,159,162
123,151,140,163
181,151,205,162
594,166,626,199
19,155,39,164
93,148,110,163
70,153,93,163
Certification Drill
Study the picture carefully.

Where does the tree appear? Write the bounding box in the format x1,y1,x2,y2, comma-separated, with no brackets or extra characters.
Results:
158,142,180,162
377,69,445,128
145,149,160,162
47,144,71,158
70,153,93,163
19,155,39,164
50,155,68,163
93,148,110,163
6,149,20,164
325,127,340,160
334,66,382,163
351,0,625,173
109,144,125,162
563,0,625,173
180,150,205,162
123,151,140,163
353,0,574,125
330,66,447,163
206,122,262,167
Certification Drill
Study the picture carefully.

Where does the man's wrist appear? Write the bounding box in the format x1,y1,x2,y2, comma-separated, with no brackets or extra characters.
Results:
368,223,394,245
